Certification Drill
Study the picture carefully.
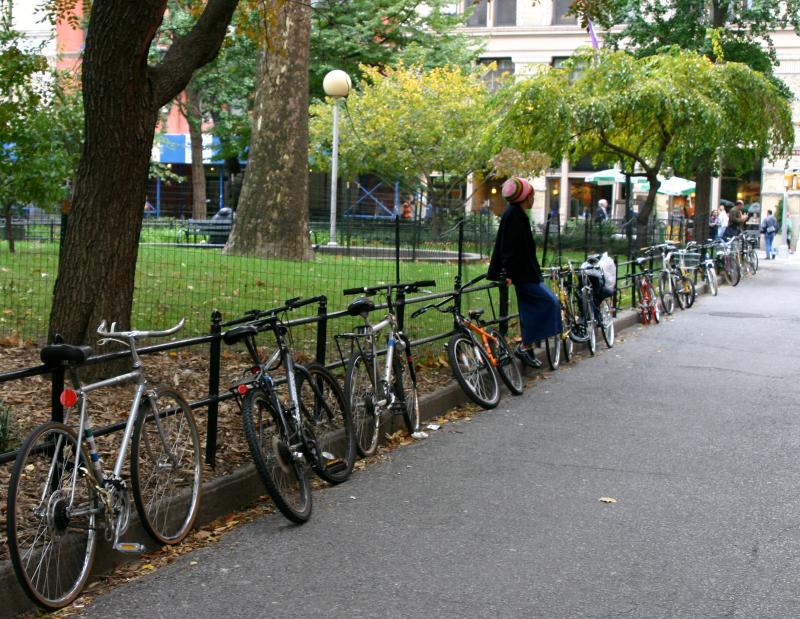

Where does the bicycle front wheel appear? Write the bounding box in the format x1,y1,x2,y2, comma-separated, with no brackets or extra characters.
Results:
241,388,311,523
392,354,420,434
659,272,675,315
7,422,98,610
598,299,615,348
675,275,695,309
488,329,524,394
706,265,718,296
345,352,379,457
447,332,500,409
725,258,741,286
750,249,759,273
296,363,355,484
132,388,202,545
648,283,661,323
545,333,561,370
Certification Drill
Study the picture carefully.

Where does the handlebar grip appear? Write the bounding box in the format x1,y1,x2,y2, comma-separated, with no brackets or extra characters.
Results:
285,295,326,310
343,286,368,296
462,274,486,288
415,280,436,288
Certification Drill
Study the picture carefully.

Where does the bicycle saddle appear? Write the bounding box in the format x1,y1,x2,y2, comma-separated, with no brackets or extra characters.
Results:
222,324,258,345
468,308,485,320
347,297,375,316
40,344,93,367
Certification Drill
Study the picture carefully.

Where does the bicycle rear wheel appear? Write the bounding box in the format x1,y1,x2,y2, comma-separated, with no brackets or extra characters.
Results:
296,363,355,484
390,354,420,434
447,331,500,409
562,333,574,361
675,275,696,309
705,265,718,296
132,388,201,545
725,258,741,286
488,329,524,394
659,272,675,315
345,352,379,457
7,422,98,610
648,283,661,323
241,388,311,523
749,249,759,273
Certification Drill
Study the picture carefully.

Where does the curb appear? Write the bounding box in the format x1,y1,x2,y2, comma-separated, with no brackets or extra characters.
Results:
0,295,695,617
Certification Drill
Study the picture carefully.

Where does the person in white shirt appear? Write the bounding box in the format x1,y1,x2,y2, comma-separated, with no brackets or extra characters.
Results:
717,205,729,239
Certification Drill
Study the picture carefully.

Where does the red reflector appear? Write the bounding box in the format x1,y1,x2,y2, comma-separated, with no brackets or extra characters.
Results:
237,384,249,395
250,366,260,374
60,389,78,407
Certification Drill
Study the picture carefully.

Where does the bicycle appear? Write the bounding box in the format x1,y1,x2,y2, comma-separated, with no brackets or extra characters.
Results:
565,260,597,356
340,280,432,457
580,254,616,349
670,247,697,309
713,237,741,286
687,240,718,297
410,274,523,408
222,296,355,524
544,266,575,369
7,320,202,610
632,257,661,325
738,232,759,276
645,243,677,315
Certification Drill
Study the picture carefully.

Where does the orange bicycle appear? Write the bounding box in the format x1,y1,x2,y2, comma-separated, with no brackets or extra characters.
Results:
411,275,523,409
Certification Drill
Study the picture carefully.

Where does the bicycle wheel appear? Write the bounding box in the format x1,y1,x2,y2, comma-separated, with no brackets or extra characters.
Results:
296,363,355,484
598,299,615,348
7,422,98,610
587,315,597,355
488,328,524,394
675,275,696,309
638,280,651,325
725,258,741,287
447,331,500,409
545,333,561,370
345,352,379,457
131,388,201,545
241,388,311,523
750,249,759,273
648,283,661,323
659,271,675,315
705,265,718,296
391,354,421,434
562,333,574,361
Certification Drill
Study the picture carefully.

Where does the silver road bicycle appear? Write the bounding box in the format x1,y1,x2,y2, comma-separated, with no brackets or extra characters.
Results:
6,320,202,610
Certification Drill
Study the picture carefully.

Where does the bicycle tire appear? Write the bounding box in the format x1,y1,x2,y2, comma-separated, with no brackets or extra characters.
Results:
750,249,759,273
447,331,500,409
345,352,379,457
568,288,591,343
706,266,718,296
638,279,651,325
676,275,696,309
132,388,202,545
648,283,661,323
241,387,312,523
7,422,98,610
296,363,355,484
726,258,741,286
598,299,615,348
488,328,524,394
659,271,675,315
545,333,561,370
587,316,597,355
563,333,574,361
390,354,420,434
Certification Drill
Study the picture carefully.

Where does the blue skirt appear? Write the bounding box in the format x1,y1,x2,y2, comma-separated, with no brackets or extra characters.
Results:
515,282,563,344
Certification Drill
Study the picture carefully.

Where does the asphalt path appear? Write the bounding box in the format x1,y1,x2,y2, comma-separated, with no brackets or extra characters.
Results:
82,257,800,619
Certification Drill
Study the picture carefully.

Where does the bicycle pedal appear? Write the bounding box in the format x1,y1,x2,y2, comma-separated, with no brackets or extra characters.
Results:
114,542,145,554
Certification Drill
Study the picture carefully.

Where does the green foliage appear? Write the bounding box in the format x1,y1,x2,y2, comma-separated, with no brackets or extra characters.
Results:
309,0,481,100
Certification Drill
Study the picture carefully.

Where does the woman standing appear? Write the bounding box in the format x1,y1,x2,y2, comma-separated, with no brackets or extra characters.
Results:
487,177,562,368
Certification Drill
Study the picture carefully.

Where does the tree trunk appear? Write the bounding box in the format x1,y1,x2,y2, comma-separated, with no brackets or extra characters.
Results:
224,0,313,260
693,167,712,242
186,82,208,219
48,0,238,346
4,204,15,254
636,176,660,248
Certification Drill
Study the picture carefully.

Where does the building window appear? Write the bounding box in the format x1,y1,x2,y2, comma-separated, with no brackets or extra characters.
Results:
494,0,517,26
480,57,515,92
466,0,488,27
553,0,577,24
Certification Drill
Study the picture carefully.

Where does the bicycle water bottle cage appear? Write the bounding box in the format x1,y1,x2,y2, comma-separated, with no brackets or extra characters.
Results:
40,344,93,367
468,308,485,320
222,324,258,346
347,297,375,317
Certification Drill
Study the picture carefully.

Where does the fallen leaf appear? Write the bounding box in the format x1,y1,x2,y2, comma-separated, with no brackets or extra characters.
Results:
599,497,617,504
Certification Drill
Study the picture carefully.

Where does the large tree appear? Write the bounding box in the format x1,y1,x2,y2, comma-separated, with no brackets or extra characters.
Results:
576,0,800,239
48,0,238,345
497,49,792,244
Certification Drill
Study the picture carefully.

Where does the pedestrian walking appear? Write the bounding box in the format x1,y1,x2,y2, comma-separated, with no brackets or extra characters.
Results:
594,198,609,224
760,209,778,259
709,209,719,240
487,177,562,369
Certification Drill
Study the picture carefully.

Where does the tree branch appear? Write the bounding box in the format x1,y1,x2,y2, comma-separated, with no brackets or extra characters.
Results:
150,0,240,108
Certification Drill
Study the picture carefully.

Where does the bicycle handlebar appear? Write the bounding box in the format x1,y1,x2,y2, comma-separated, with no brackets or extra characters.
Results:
343,280,436,296
97,318,186,339
284,295,326,310
460,273,487,289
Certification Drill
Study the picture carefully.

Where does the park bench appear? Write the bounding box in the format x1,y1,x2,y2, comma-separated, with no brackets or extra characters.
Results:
179,219,233,245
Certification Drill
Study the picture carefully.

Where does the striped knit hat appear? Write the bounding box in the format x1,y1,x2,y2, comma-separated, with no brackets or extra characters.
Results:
501,177,533,204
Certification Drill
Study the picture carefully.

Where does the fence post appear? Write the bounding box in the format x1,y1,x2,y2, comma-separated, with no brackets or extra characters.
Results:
457,218,464,288
396,287,406,333
395,211,401,285
206,310,222,467
316,297,328,365
541,209,551,267
613,255,619,311
499,282,509,336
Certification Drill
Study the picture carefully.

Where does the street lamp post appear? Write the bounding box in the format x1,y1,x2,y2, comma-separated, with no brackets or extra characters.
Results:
323,70,352,246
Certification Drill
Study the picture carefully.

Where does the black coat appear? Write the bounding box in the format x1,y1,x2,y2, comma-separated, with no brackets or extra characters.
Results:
487,203,543,284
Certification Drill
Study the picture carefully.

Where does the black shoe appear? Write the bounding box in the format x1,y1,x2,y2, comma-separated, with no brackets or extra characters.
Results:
515,345,543,369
